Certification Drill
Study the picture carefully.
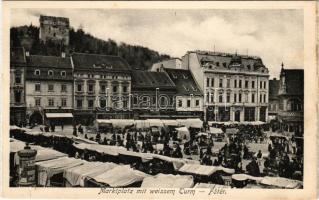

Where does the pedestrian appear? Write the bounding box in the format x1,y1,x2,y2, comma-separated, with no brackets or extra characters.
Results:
61,122,64,131
257,150,262,166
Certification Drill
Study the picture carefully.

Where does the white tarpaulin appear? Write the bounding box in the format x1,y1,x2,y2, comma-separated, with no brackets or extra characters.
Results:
161,120,179,126
45,113,73,118
92,165,149,187
209,127,223,134
63,162,118,187
178,164,235,176
175,126,190,140
194,183,231,189
231,174,263,182
146,119,164,127
10,139,43,153
141,173,194,188
260,176,303,189
135,120,150,129
36,157,85,186
110,119,135,128
186,118,203,128
73,143,126,156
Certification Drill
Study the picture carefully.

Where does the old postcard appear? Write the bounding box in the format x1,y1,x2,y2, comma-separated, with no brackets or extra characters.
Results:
1,1,317,199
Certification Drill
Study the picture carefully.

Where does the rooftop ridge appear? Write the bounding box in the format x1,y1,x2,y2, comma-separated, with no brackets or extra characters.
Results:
188,50,261,60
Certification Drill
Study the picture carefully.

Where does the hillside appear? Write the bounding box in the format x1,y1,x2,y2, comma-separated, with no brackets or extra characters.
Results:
10,25,171,70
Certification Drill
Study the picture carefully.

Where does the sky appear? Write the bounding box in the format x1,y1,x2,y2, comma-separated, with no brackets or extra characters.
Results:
10,9,304,78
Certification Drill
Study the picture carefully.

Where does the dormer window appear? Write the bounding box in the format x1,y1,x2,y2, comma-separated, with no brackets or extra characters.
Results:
34,69,41,76
61,71,66,77
223,62,226,67
247,65,251,70
172,73,177,79
183,74,188,79
183,85,189,92
216,62,219,66
48,70,54,76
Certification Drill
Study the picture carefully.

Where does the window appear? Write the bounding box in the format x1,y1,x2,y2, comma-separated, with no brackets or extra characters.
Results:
61,98,67,107
234,80,237,88
15,74,21,84
48,98,54,107
35,83,41,92
206,92,209,102
226,93,230,103
219,93,223,103
245,93,249,103
34,69,40,76
123,100,128,109
252,93,255,103
264,81,267,89
223,62,226,67
100,99,106,108
234,94,237,102
35,98,41,106
206,78,210,87
211,78,214,87
239,80,242,88
88,99,94,108
152,96,156,105
14,91,21,103
77,84,82,92
216,62,219,66
251,81,255,89
227,79,230,88
100,85,106,93
48,70,54,76
178,99,183,107
245,80,249,88
210,93,214,103
260,81,262,89
263,94,266,103
133,96,138,104
195,99,200,107
76,100,83,108
239,93,242,102
123,86,128,93
48,84,54,92
61,71,66,77
260,94,263,102
219,79,223,88
113,86,118,93
187,99,191,107
61,84,67,92
88,84,94,92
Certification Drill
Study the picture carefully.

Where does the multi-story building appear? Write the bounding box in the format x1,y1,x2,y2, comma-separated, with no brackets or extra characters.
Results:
150,58,182,72
39,15,70,46
182,50,269,122
268,78,280,121
277,65,304,135
10,47,27,125
25,53,74,125
71,53,132,124
164,68,204,119
131,70,176,119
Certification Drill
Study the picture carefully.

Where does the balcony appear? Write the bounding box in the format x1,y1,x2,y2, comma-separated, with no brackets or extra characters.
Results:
278,111,303,118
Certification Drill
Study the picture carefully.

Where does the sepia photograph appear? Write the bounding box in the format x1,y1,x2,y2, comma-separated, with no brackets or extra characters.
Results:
1,1,317,199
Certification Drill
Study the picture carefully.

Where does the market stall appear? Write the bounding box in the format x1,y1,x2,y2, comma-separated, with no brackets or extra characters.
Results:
175,126,190,140
141,173,194,188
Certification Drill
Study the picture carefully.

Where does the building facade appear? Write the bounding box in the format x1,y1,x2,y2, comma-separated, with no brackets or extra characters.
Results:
10,47,27,125
131,70,176,119
71,53,132,124
39,15,70,46
25,54,74,125
164,68,204,119
182,50,269,122
268,78,280,121
277,66,304,135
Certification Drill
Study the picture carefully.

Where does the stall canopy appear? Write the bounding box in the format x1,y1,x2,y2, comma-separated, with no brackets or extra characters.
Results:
161,120,179,126
194,183,231,189
36,157,85,186
45,113,73,118
63,161,118,187
135,120,150,129
187,118,203,128
110,119,135,128
141,173,194,188
73,143,126,156
146,119,164,127
175,126,190,140
260,176,303,189
231,174,263,182
209,127,224,134
10,139,43,153
91,165,149,187
225,128,239,135
178,164,235,176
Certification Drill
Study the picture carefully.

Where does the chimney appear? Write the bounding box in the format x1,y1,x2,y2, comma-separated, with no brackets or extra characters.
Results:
61,52,66,58
25,51,30,57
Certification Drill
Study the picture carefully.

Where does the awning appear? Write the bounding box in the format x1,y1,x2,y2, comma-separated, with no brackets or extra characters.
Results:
46,113,73,118
225,128,239,134
141,173,194,188
194,183,231,189
91,165,149,187
161,119,179,126
178,164,235,176
260,176,303,189
209,127,224,134
146,119,164,127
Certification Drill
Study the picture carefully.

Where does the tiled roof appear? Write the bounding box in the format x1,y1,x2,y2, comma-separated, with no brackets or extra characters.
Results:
10,47,26,64
26,55,72,69
269,79,279,99
71,53,131,72
194,51,267,73
283,69,304,95
131,70,175,89
165,68,202,96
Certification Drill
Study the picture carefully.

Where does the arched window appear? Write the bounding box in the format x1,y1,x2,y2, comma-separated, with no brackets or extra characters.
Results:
48,70,54,76
34,69,41,76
